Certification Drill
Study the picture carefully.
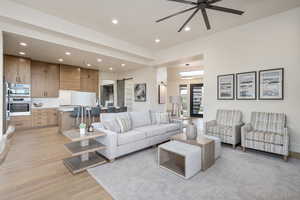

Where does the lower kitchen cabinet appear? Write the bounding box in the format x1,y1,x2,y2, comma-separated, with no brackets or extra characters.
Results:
58,111,76,134
10,116,32,130
32,108,58,128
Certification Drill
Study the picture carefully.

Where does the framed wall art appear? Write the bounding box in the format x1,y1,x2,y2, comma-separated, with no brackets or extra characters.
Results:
134,83,147,102
259,68,284,100
236,71,257,100
217,74,235,100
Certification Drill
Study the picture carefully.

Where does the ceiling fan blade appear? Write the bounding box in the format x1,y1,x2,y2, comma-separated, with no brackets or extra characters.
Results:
201,8,211,30
178,8,200,32
208,0,222,4
167,0,197,6
156,6,198,23
206,5,244,15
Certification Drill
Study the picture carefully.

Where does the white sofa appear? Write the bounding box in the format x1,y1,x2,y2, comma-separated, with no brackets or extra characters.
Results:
93,111,183,161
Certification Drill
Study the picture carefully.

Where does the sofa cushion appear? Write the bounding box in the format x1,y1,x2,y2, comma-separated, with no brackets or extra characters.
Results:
135,125,168,137
116,115,132,133
267,113,286,134
101,113,130,133
251,112,269,132
129,111,151,128
102,120,121,133
156,112,170,124
117,130,146,146
245,131,284,145
149,110,157,124
207,125,233,136
161,123,181,132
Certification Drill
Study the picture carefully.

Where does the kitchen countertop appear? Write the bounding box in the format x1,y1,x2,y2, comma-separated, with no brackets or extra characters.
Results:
32,106,76,112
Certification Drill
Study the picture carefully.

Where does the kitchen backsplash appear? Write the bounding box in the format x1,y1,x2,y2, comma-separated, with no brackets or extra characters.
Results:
32,98,60,108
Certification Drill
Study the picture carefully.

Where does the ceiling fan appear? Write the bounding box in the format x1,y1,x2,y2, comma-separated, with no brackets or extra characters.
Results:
156,0,245,32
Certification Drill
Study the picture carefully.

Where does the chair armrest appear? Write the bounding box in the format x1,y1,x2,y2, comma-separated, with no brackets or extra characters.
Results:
242,123,252,133
241,123,252,146
204,120,217,135
282,127,289,156
205,120,217,127
94,125,118,160
231,123,244,145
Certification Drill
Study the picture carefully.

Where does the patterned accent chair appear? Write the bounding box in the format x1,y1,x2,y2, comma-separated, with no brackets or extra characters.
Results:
241,112,289,161
205,109,244,148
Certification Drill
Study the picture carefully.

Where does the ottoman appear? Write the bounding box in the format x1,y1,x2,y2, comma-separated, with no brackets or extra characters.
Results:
203,135,222,159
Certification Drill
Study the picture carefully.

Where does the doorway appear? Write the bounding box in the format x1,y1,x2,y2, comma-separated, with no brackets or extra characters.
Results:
190,84,204,118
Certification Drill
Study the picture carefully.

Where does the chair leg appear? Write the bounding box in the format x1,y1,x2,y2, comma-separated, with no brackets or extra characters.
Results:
232,144,236,149
242,146,246,152
283,155,288,162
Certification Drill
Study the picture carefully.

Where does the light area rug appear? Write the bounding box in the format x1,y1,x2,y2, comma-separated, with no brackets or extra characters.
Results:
88,147,300,200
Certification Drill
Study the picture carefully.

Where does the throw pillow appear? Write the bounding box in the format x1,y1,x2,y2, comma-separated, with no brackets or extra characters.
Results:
149,110,157,124
156,112,170,124
116,115,132,133
102,120,121,133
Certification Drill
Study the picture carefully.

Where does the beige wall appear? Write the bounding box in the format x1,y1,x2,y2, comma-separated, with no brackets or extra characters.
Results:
117,67,165,112
157,8,300,153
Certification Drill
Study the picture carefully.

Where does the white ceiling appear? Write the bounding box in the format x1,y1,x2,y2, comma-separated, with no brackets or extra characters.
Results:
11,0,300,51
3,32,145,72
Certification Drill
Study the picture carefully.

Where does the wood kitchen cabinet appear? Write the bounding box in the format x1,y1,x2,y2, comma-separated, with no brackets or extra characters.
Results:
60,65,81,91
47,109,58,126
5,55,31,84
10,116,32,130
32,108,58,128
80,68,99,94
31,61,59,98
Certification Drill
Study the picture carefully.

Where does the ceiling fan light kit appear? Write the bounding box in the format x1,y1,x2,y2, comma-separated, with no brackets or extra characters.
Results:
156,0,245,32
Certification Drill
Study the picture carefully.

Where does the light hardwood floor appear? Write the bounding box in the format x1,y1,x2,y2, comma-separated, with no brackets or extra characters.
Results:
0,127,112,200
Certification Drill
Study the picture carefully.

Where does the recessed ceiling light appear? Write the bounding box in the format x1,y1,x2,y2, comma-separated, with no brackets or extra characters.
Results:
58,58,64,62
87,64,92,67
121,64,126,67
19,52,26,55
179,70,204,77
181,77,193,80
65,52,71,56
184,26,191,32
97,58,103,62
19,42,27,46
155,39,160,43
109,67,113,71
112,19,118,24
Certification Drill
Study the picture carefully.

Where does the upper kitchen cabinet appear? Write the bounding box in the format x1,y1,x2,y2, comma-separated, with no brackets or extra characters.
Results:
31,61,60,98
5,55,31,84
80,68,99,93
60,65,81,91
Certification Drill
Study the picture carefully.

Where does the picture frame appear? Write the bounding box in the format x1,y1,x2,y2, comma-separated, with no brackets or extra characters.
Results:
134,83,147,102
217,74,235,100
259,68,284,100
236,71,257,100
158,84,166,104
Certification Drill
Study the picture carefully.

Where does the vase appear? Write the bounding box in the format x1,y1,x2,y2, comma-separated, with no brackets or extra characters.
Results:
80,128,85,136
186,124,197,140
